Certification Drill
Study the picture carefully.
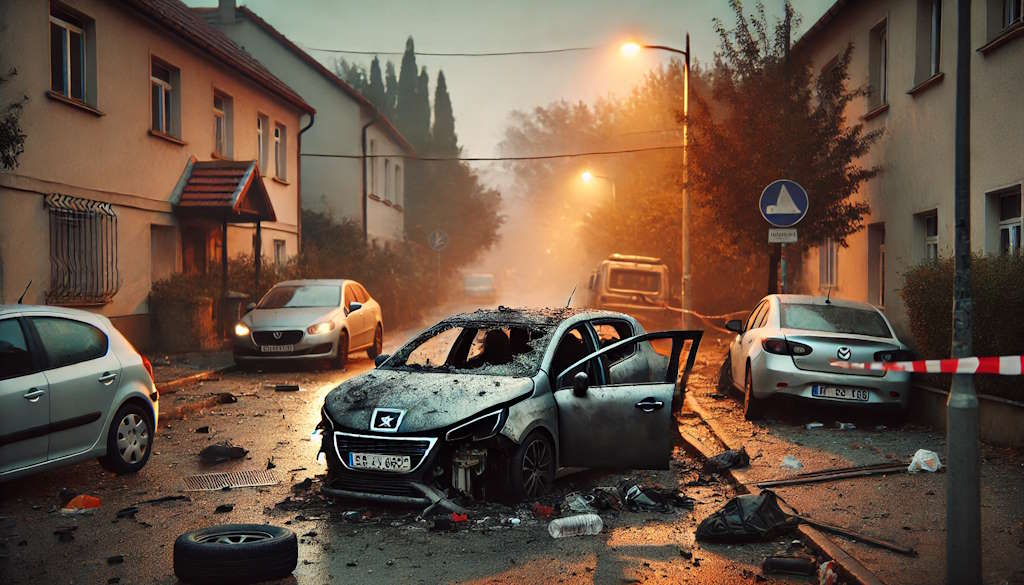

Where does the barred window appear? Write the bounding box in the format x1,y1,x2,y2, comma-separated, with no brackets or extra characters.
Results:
45,194,119,305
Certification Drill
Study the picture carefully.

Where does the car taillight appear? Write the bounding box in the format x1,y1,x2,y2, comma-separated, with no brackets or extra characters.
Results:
141,355,155,382
874,349,914,362
762,338,813,356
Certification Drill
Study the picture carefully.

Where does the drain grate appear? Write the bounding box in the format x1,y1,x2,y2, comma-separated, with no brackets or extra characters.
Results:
183,469,279,491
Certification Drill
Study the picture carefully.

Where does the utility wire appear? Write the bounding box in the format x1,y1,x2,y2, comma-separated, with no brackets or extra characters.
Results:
304,45,597,57
301,144,684,161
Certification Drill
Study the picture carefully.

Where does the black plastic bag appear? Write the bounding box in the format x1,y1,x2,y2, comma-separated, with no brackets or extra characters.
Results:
706,447,750,472
696,490,799,542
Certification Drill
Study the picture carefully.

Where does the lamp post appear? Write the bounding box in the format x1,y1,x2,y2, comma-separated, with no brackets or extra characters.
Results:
581,170,617,211
622,35,690,324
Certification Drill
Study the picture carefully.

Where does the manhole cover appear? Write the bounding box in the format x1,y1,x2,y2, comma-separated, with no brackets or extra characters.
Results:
183,469,279,491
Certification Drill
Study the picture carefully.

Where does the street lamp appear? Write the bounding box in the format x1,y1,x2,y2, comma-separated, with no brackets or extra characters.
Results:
621,36,690,324
580,170,616,209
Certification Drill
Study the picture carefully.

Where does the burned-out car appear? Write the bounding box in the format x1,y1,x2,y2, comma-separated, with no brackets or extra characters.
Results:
318,307,701,504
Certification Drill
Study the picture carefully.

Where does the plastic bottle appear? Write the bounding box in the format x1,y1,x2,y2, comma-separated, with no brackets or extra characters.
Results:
548,514,603,538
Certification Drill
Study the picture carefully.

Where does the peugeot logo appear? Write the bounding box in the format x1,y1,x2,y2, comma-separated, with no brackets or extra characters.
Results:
272,331,283,340
371,408,405,433
836,346,852,360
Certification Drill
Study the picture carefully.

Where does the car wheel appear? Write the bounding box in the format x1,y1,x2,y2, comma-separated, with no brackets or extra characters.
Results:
173,524,297,585
334,332,349,369
98,402,153,474
743,364,764,421
717,353,734,393
507,431,555,502
367,325,383,359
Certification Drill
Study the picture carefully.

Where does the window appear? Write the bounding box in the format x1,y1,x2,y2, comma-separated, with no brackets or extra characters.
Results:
50,8,86,102
151,58,180,137
45,194,119,305
368,139,377,195
258,285,340,309
273,239,286,264
394,164,402,206
352,284,369,303
915,0,942,84
869,20,888,109
30,317,109,369
213,92,233,158
986,0,1024,40
384,159,392,201
920,211,939,260
1004,0,1023,27
999,190,1022,255
0,319,34,381
592,321,634,365
257,115,269,171
551,326,597,388
273,124,286,180
819,237,838,289
744,300,768,331
780,303,892,338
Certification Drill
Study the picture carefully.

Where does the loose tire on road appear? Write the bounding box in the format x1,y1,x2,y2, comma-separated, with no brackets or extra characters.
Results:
98,401,153,474
506,430,556,502
743,364,764,421
367,324,383,359
334,331,349,369
173,524,297,585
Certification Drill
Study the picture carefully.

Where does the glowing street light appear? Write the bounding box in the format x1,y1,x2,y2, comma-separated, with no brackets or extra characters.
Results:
580,170,615,209
581,170,594,183
619,41,642,58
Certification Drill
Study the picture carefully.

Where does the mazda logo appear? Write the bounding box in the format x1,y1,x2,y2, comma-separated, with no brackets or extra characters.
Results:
272,331,282,340
836,346,852,360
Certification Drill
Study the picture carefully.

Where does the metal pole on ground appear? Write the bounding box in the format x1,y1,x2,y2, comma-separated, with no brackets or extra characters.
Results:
947,0,981,582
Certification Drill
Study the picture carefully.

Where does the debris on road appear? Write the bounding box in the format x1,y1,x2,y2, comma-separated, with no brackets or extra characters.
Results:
137,495,190,506
53,526,78,543
531,503,555,519
60,494,101,514
706,447,750,471
195,426,210,434
115,506,139,520
199,441,248,464
216,392,238,404
174,524,297,584
817,560,839,585
696,491,799,542
762,555,817,576
184,470,278,491
780,455,803,470
908,449,942,473
564,492,597,514
755,461,908,488
805,422,824,430
106,555,124,565
619,481,694,513
266,458,276,470
548,513,603,538
274,384,300,392
292,478,313,492
214,504,234,514
837,422,856,430
430,517,456,532
449,512,468,523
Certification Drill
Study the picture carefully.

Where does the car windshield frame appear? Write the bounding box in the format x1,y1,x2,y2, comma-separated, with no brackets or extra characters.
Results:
780,302,893,338
257,284,341,309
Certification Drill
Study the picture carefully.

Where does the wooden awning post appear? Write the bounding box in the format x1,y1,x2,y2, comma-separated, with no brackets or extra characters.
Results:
254,220,262,297
221,219,229,335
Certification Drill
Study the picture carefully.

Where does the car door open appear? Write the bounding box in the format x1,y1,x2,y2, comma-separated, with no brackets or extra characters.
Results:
553,330,702,470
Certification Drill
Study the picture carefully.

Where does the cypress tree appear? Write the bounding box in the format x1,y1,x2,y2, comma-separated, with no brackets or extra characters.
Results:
367,56,386,113
432,70,458,155
384,61,399,120
414,66,432,150
396,37,419,139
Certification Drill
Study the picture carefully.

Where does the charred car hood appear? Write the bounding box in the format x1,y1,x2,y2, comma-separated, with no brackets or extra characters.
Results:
324,369,534,433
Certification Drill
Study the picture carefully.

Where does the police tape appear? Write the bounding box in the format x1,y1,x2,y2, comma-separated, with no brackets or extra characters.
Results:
829,356,1024,376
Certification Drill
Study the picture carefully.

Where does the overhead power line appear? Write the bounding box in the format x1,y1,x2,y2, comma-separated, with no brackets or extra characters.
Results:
303,45,597,57
301,144,684,162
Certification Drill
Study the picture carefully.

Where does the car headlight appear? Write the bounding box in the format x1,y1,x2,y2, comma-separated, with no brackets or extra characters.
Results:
445,409,507,442
234,323,251,337
307,321,336,335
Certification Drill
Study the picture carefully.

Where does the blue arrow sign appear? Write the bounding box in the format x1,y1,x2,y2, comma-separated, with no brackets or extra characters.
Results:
759,179,809,228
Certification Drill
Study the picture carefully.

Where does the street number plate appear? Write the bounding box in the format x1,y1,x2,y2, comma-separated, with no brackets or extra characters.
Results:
811,385,869,402
261,345,294,353
348,452,412,473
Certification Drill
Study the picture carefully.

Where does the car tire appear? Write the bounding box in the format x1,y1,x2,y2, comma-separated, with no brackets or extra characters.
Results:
334,331,349,369
717,353,734,393
367,325,383,359
743,364,764,421
173,524,297,585
98,402,154,474
506,430,556,502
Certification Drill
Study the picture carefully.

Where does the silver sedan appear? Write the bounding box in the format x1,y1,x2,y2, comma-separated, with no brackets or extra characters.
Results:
721,294,912,420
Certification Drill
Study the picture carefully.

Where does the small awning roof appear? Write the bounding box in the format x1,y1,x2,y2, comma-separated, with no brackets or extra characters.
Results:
171,158,276,223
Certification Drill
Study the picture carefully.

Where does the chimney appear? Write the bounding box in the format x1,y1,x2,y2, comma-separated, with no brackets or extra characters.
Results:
217,0,236,24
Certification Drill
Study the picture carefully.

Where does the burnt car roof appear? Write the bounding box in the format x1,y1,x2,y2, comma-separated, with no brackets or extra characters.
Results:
439,306,627,328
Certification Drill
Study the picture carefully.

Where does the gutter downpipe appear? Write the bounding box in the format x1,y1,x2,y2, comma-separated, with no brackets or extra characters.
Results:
361,117,377,244
297,112,315,251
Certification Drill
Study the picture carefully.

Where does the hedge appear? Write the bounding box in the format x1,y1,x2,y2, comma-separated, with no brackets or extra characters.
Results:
901,254,1024,400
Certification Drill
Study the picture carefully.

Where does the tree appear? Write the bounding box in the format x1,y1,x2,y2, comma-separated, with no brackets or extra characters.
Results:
0,67,27,170
412,66,432,150
396,37,419,140
432,70,458,156
334,58,368,95
384,61,399,119
366,56,386,114
691,0,881,293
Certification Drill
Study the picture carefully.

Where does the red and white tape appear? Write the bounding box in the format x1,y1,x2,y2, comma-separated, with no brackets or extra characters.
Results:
829,356,1024,376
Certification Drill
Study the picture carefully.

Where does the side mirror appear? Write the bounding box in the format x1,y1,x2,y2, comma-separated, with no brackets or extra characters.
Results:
572,371,589,397
349,301,363,313
374,353,389,368
245,302,257,313
725,319,743,333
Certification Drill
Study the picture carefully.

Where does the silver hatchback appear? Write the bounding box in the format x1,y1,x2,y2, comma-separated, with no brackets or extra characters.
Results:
0,305,159,481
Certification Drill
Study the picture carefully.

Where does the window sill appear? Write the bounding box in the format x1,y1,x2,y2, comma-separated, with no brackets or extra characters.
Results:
368,193,382,202
862,103,889,121
46,90,104,116
148,129,186,146
908,72,944,97
978,21,1024,55
393,204,404,212
271,176,290,185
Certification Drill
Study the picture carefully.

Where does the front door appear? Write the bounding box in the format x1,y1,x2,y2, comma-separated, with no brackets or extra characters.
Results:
28,316,121,461
344,284,370,348
0,317,50,474
553,331,702,470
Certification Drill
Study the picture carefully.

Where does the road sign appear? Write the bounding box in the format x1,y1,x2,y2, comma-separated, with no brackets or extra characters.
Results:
768,228,797,243
759,179,809,228
428,229,448,252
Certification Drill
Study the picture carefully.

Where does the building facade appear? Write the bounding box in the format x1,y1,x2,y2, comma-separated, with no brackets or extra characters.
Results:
201,1,413,245
0,0,313,346
794,0,1024,339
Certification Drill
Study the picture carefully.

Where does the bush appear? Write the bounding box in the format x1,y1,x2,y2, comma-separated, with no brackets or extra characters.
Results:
901,254,1024,400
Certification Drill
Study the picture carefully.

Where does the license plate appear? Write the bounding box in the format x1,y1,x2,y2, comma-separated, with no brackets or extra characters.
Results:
811,385,870,402
261,344,294,353
348,452,412,473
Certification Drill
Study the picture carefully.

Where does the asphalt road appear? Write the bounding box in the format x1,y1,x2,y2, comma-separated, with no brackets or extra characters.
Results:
0,341,820,584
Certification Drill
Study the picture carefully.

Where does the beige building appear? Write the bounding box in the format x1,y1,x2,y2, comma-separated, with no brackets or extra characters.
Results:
0,0,313,347
794,0,1024,338
200,1,414,245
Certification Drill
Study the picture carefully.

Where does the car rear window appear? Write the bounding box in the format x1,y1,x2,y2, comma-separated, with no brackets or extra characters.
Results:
388,323,552,377
780,303,892,338
258,285,340,309
608,269,660,293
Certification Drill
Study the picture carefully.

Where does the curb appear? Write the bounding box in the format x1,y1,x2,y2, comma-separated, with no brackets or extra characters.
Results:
156,364,234,396
680,394,887,585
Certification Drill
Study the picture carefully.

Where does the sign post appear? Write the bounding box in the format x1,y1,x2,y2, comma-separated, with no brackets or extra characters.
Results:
759,179,809,293
428,229,448,285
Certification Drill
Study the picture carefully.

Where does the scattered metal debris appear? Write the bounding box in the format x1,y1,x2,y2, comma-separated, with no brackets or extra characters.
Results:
275,384,300,392
756,462,908,488
184,470,278,491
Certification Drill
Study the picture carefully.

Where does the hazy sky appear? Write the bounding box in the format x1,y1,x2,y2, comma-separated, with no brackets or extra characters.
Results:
188,1,834,161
